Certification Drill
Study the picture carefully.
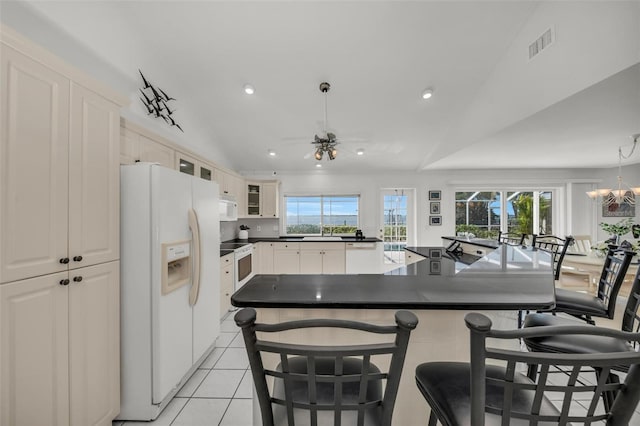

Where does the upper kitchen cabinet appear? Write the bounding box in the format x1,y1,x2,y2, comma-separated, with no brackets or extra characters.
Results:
120,124,175,169
176,151,214,181
0,28,127,284
214,167,246,211
246,180,280,218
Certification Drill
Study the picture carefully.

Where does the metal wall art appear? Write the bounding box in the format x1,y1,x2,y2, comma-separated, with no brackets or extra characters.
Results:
138,70,183,132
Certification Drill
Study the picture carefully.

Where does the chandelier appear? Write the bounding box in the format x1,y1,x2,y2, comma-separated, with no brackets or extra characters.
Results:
312,82,338,161
586,134,640,205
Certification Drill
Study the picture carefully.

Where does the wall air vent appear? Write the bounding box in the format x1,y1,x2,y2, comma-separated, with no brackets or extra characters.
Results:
528,28,554,60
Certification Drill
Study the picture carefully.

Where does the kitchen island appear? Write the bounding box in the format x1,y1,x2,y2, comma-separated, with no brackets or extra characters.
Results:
231,244,555,425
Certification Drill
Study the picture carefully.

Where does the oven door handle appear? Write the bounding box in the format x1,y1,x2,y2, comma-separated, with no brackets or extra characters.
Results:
188,208,201,306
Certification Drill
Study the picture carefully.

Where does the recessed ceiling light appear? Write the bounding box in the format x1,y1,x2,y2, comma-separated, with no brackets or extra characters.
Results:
421,88,433,100
316,164,322,168
268,149,276,157
356,149,364,156
243,84,255,95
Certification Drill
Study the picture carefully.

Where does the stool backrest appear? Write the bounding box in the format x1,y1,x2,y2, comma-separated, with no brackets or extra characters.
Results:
497,231,526,246
531,235,574,280
621,265,640,336
597,247,635,319
234,308,418,426
466,312,640,426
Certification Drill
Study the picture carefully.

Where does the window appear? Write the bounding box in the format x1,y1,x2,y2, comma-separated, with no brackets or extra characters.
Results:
285,195,359,235
455,190,555,238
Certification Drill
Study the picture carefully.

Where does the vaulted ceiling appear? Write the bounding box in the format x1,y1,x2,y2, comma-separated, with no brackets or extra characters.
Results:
10,1,640,173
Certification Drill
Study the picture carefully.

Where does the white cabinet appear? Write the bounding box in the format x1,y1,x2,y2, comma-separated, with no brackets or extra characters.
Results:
1,44,120,284
261,181,279,218
300,243,345,274
176,151,214,181
1,28,124,426
273,242,300,274
220,253,234,318
120,126,175,168
256,242,275,274
0,261,120,426
246,181,279,218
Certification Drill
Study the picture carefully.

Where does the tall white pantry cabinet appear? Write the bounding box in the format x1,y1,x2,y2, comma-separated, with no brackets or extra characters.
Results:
0,26,127,426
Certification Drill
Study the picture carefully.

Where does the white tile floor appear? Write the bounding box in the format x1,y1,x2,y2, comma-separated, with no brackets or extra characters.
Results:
113,302,640,426
113,312,254,426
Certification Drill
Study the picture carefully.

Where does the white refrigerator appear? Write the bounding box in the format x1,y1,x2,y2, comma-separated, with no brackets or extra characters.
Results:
118,163,220,420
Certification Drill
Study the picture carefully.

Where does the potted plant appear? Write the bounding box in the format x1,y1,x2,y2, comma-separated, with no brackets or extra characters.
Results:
599,218,635,244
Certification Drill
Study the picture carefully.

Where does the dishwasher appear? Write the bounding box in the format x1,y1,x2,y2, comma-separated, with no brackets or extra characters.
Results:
345,242,383,274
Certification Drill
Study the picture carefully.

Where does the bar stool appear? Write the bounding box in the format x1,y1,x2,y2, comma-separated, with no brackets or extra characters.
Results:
235,308,418,426
415,312,640,425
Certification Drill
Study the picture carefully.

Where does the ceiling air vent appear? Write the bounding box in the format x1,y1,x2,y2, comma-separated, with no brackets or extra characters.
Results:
528,28,554,60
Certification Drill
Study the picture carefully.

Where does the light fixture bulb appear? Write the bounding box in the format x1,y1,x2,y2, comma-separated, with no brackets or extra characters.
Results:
243,84,255,95
421,88,433,100
328,148,337,160
356,149,364,156
268,150,276,156
314,149,323,160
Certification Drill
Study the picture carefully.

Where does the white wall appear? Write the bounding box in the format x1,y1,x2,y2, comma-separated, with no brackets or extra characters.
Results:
245,167,634,246
0,1,235,170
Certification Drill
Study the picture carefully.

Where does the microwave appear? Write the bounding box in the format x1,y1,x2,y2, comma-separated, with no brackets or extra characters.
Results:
219,195,238,221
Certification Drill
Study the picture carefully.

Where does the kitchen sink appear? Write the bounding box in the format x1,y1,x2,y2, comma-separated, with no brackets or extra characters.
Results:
302,236,343,241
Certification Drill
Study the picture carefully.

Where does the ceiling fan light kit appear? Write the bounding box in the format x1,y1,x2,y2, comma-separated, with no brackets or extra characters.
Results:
312,81,340,161
586,133,640,206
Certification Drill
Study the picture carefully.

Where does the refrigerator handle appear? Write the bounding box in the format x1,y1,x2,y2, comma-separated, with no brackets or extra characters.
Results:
188,208,201,306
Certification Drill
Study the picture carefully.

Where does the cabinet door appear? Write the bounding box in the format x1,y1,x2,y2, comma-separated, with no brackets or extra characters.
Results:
199,162,214,181
138,135,174,168
258,242,274,274
69,83,120,268
247,183,261,216
0,272,70,426
261,182,279,218
322,248,346,274
119,126,139,165
0,45,70,283
68,261,119,426
273,243,300,274
300,249,323,274
220,256,234,318
176,151,197,176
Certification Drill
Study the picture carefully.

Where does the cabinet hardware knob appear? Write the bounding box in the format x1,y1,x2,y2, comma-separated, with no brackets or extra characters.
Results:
73,276,83,282
59,279,70,286
59,257,70,264
225,271,229,274
135,159,140,163
73,255,83,262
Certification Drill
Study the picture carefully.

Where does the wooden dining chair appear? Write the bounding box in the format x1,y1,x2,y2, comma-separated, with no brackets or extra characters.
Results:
234,308,418,426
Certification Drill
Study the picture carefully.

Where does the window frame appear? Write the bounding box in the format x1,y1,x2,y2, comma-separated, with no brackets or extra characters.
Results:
283,194,361,236
453,186,562,238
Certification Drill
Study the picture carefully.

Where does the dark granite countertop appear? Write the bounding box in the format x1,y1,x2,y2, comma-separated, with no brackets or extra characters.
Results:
220,249,234,257
441,236,500,249
224,237,382,244
231,244,556,311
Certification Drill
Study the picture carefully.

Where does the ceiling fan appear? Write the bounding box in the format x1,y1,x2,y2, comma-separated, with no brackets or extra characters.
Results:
312,82,338,161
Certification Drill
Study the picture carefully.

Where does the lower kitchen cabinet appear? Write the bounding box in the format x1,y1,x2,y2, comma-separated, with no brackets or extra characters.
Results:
299,243,345,274
220,253,234,318
256,242,274,274
273,242,300,274
0,261,120,426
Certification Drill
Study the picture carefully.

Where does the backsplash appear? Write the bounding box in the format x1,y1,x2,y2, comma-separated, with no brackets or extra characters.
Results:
220,218,280,242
